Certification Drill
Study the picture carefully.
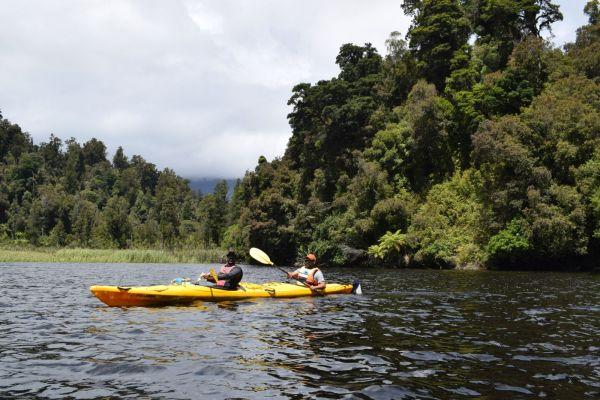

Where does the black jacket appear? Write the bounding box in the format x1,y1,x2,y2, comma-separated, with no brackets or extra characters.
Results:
217,265,243,289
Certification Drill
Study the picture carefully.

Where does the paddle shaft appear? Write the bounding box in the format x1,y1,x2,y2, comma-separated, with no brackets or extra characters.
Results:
249,247,315,291
269,261,313,289
278,265,313,289
275,265,288,275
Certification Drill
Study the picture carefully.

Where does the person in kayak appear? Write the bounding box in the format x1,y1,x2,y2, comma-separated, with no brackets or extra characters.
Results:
286,253,326,292
199,249,243,289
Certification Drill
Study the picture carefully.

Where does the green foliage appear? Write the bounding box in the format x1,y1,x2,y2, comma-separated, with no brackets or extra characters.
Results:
585,1,599,24
364,121,412,190
368,230,411,266
407,170,486,268
400,81,455,191
406,0,471,90
222,3,599,270
486,218,530,264
286,43,384,202
0,247,224,264
112,146,128,170
0,127,234,253
466,1,562,70
565,12,600,79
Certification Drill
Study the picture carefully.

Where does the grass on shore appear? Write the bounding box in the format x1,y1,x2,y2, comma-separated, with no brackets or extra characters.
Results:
0,247,225,264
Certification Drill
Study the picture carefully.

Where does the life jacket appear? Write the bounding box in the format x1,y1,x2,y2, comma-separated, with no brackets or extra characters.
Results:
216,264,235,287
298,267,321,286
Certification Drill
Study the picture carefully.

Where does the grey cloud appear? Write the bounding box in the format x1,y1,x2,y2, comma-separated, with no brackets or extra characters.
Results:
0,0,586,179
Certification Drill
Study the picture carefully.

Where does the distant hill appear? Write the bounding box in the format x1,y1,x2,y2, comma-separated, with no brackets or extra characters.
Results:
187,178,238,196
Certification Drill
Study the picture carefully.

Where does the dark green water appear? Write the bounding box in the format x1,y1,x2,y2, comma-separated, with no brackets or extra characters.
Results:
1,263,598,399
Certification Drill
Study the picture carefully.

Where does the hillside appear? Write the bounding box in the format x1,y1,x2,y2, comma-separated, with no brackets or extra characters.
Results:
223,0,600,270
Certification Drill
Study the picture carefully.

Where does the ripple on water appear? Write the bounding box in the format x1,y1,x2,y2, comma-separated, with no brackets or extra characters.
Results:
1,264,599,399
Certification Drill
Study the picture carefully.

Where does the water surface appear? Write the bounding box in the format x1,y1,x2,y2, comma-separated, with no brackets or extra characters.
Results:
1,263,598,399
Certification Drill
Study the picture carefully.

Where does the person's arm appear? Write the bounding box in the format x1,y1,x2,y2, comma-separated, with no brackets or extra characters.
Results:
286,268,300,279
310,271,326,291
198,272,214,282
217,266,242,280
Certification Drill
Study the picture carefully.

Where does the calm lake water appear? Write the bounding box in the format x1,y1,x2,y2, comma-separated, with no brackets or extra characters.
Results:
0,263,598,399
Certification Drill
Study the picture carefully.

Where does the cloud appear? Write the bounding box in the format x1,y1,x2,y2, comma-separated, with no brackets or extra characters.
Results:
0,0,586,179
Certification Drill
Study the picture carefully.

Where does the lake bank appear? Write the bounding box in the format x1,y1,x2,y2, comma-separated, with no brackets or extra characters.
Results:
0,247,225,264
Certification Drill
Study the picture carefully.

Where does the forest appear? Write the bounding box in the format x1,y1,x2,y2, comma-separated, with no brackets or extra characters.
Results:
1,0,598,270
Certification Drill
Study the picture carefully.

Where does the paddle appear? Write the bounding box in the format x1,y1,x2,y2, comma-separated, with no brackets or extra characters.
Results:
249,247,312,289
249,247,289,275
209,268,219,283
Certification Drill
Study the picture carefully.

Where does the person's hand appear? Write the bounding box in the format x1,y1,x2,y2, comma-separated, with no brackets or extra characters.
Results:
286,272,292,279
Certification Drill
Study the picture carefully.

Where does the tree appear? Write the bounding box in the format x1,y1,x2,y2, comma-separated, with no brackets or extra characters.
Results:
39,134,63,175
400,81,455,191
103,196,131,248
466,0,562,70
130,155,158,194
467,0,522,71
154,169,188,246
377,32,418,107
63,139,85,194
566,2,600,79
405,0,471,90
212,180,228,243
0,118,33,160
336,43,382,82
585,0,599,24
112,146,129,170
518,0,562,36
407,170,486,268
82,138,107,166
70,198,97,246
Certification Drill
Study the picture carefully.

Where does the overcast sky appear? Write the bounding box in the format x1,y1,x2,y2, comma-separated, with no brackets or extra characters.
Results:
0,1,589,179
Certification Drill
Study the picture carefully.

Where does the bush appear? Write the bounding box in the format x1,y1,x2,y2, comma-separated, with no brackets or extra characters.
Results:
486,219,530,266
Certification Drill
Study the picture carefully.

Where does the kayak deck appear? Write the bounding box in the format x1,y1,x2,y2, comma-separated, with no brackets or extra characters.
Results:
90,281,354,307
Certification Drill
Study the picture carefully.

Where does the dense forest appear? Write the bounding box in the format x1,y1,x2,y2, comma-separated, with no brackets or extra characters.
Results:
1,0,599,270
0,128,233,250
225,0,600,270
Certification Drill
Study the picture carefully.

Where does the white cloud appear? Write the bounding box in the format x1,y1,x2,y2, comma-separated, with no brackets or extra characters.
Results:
0,0,587,179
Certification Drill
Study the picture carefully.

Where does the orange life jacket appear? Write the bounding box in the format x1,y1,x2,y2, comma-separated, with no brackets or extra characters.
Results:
298,267,321,286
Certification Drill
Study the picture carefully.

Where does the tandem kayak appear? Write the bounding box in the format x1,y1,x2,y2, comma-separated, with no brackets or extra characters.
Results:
90,281,360,307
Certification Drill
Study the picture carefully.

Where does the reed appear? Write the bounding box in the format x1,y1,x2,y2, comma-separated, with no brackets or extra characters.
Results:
0,247,225,264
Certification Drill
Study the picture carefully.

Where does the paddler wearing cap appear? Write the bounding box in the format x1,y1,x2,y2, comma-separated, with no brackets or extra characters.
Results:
199,249,243,289
286,253,326,292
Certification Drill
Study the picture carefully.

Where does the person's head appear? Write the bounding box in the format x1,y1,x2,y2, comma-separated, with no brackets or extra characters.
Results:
226,249,236,265
305,253,317,266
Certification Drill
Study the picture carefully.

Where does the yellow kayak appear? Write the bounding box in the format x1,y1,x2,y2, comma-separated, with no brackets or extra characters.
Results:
90,281,357,307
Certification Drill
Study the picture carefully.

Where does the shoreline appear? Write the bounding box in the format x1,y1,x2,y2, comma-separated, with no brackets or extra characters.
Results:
0,247,225,264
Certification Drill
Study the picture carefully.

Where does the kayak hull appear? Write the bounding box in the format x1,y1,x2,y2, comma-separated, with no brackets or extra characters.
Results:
90,281,354,307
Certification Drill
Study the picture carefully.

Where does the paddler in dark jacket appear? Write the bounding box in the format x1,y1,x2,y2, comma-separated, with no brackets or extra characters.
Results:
200,249,243,289
286,253,326,292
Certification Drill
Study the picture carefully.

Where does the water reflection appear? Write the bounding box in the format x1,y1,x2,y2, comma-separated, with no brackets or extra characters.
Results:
0,263,598,399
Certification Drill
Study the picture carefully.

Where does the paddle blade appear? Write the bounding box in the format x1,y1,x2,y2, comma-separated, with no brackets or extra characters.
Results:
249,247,274,265
209,268,219,283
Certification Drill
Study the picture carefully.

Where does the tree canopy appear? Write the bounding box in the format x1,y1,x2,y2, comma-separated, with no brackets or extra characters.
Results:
224,1,598,270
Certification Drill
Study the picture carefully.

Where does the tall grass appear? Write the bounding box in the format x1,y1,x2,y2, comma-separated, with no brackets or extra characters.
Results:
0,247,225,264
